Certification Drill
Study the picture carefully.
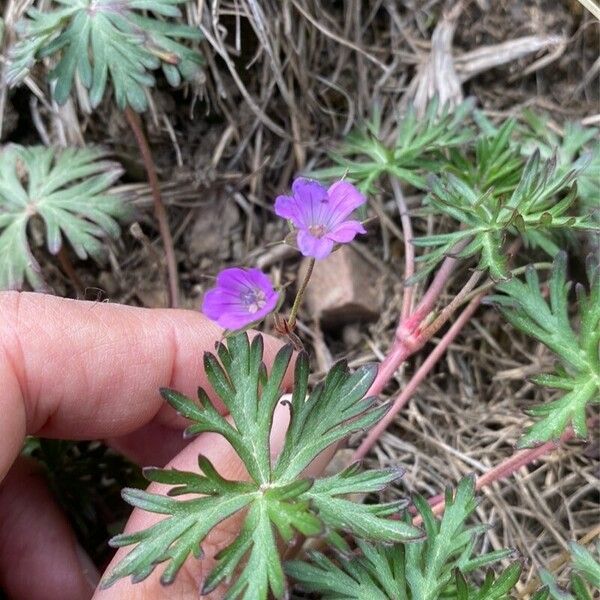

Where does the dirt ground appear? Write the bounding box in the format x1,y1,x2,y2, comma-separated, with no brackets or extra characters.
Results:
1,0,598,595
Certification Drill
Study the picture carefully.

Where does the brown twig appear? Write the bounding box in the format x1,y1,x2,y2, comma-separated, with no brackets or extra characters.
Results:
124,106,179,308
57,246,84,296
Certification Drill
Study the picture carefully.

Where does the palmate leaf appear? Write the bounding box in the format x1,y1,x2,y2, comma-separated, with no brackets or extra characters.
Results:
101,333,423,599
6,0,203,112
490,252,600,447
309,97,474,194
0,144,126,290
287,476,518,600
413,150,596,281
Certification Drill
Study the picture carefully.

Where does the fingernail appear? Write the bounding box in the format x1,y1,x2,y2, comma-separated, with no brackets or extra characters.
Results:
75,543,101,591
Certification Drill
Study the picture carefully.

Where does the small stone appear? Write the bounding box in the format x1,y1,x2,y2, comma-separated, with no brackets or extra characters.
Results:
186,199,239,261
300,246,381,327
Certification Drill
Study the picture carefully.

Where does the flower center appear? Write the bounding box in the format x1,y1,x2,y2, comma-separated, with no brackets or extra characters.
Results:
308,224,327,238
241,288,267,314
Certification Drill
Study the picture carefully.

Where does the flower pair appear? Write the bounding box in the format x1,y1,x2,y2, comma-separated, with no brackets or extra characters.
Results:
203,178,366,329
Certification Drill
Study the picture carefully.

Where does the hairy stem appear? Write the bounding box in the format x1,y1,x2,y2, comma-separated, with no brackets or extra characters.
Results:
124,107,179,308
391,176,415,320
413,426,586,526
287,258,315,330
356,292,483,460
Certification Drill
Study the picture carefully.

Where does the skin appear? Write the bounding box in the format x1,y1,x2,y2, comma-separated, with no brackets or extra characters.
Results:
0,292,312,599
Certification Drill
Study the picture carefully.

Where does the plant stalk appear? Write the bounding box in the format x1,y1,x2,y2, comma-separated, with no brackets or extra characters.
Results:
57,246,84,295
356,291,484,460
124,106,179,308
391,176,415,320
287,258,315,330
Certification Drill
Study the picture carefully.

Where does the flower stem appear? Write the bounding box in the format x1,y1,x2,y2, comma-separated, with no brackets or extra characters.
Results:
124,106,179,308
412,425,581,526
287,258,315,330
355,291,484,460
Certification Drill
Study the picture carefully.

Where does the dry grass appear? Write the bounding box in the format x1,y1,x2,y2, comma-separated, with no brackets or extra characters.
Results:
1,0,598,594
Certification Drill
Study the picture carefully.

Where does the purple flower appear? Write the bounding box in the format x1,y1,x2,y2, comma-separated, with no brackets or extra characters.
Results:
202,267,279,330
275,178,367,259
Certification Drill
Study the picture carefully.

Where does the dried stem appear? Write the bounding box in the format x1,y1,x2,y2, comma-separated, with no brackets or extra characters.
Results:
391,176,415,320
124,106,179,308
355,291,484,460
57,246,84,295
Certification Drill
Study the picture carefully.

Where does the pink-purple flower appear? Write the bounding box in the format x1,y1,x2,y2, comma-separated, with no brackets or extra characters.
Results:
275,178,367,259
202,267,279,330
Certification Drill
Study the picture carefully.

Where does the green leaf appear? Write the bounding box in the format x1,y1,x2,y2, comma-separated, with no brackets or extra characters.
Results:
102,332,422,598
7,0,204,111
287,476,518,600
308,98,474,194
492,253,600,446
0,144,127,290
414,148,595,281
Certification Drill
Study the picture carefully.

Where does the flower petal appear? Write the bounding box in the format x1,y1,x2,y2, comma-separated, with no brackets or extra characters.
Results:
327,220,366,243
297,229,334,259
274,195,303,227
327,181,366,219
203,267,279,330
292,178,328,204
215,267,253,292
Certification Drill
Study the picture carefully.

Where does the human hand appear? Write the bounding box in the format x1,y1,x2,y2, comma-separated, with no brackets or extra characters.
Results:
0,292,297,599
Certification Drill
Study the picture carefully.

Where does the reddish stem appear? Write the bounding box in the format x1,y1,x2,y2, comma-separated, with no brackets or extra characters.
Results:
413,428,576,525
355,292,484,460
124,107,179,308
391,177,415,321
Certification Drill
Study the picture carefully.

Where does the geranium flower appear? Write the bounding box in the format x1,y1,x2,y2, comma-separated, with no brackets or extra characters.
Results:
275,178,367,259
202,267,279,330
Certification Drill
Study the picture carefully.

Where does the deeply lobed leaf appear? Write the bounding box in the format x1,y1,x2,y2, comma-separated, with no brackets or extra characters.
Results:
7,0,203,111
491,252,600,446
0,144,127,290
103,332,422,598
287,476,517,600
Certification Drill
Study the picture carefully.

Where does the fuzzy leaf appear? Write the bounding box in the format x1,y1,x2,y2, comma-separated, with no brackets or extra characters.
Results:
309,98,474,194
7,0,203,111
102,333,422,598
414,149,595,282
0,144,127,290
287,476,517,600
491,253,600,446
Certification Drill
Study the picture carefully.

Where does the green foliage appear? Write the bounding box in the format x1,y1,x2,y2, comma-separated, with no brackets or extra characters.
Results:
101,333,423,599
0,144,127,290
534,542,600,600
7,0,203,112
519,110,600,212
286,476,518,600
413,150,592,281
491,252,600,447
310,97,474,193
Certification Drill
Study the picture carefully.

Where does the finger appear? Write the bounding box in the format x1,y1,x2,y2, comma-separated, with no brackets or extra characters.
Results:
0,457,99,600
0,292,292,479
94,398,334,600
107,422,189,467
